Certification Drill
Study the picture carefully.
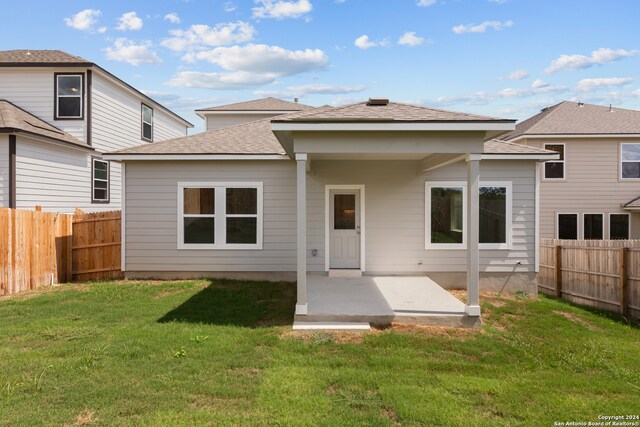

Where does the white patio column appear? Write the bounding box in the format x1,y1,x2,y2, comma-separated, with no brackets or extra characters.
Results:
466,154,481,316
296,153,308,315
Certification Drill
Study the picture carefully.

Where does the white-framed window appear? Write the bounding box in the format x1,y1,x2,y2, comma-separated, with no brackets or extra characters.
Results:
620,143,640,179
91,158,110,203
55,73,83,119
177,182,263,250
141,103,153,142
583,213,604,240
556,213,578,239
425,181,512,250
543,143,565,180
609,213,630,240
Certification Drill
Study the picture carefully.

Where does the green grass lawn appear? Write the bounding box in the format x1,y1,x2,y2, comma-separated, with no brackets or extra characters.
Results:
0,280,638,426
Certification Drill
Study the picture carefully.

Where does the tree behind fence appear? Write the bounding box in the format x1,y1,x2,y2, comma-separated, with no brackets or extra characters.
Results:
539,238,640,319
0,208,123,296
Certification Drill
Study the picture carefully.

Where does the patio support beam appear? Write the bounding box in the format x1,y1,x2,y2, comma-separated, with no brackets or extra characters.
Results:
296,153,308,315
466,154,481,316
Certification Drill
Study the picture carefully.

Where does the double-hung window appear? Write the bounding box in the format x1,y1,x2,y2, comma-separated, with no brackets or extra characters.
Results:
92,159,110,203
55,74,83,119
557,213,578,239
583,213,603,239
609,214,630,239
621,143,640,179
425,181,512,249
141,104,153,142
543,143,565,179
178,182,263,249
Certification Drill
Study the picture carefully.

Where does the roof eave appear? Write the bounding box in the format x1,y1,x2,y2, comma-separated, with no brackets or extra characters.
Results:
103,153,288,161
2,128,94,151
271,121,516,132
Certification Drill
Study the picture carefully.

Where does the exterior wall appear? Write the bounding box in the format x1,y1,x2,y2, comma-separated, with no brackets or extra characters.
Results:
0,135,8,206
123,159,536,276
522,137,640,238
14,135,118,213
0,67,88,141
205,112,281,131
91,72,186,152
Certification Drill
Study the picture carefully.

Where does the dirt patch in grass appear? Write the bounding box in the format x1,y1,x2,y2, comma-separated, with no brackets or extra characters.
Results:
553,310,597,330
382,407,401,427
65,410,96,426
281,330,368,344
0,283,92,302
190,395,252,411
379,322,482,338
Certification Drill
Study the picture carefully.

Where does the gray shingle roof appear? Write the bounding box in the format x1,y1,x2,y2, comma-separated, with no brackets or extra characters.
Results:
273,101,512,122
0,100,89,148
197,97,314,112
503,101,640,140
0,50,90,64
623,195,640,210
484,139,559,155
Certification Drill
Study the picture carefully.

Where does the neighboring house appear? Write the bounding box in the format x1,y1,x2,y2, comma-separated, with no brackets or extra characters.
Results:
501,101,640,240
0,50,192,213
195,97,313,131
105,98,557,322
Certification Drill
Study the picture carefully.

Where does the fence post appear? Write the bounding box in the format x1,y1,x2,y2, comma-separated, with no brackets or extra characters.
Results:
620,247,628,316
555,245,562,297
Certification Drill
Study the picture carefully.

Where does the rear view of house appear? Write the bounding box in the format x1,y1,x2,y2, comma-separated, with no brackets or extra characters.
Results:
502,101,640,239
0,50,192,213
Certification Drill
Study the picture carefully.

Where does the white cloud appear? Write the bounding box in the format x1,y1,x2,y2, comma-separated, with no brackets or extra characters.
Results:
64,9,102,31
498,80,566,97
166,71,276,90
545,48,639,74
432,92,494,106
164,13,181,24
98,27,107,34
182,44,328,76
398,32,426,46
417,0,436,6
500,69,529,80
224,2,237,12
531,79,549,89
104,38,162,66
489,0,509,3
161,21,255,52
354,35,388,49
576,77,634,92
252,0,312,20
255,83,366,97
116,12,143,31
452,20,513,34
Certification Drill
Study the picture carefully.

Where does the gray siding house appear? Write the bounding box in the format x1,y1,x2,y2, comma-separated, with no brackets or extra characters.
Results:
0,50,192,213
106,98,557,325
502,101,640,240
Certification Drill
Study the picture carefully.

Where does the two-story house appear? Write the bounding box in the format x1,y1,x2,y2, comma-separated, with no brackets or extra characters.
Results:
502,101,640,239
0,50,192,212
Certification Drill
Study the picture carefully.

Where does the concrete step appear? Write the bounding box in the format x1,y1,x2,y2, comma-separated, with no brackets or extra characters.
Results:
328,269,362,278
292,321,371,331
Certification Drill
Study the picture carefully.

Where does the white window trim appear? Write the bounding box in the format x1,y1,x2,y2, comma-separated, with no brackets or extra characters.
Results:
620,142,640,181
543,143,566,181
425,181,512,250
92,158,110,202
56,74,83,119
582,212,604,240
556,212,579,240
177,181,263,250
608,213,631,240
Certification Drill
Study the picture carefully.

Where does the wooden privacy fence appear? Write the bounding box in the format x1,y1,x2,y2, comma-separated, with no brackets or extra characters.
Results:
538,238,640,319
1,208,122,296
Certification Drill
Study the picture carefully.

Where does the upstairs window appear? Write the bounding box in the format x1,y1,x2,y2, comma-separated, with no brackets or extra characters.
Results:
621,143,640,179
544,143,565,179
92,159,110,203
141,103,153,142
55,74,83,119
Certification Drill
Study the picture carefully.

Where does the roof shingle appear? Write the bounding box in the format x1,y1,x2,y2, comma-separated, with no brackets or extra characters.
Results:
0,100,89,148
0,50,90,64
197,97,314,112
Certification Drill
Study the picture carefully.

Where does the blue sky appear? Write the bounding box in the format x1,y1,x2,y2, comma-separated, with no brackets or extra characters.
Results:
2,0,639,132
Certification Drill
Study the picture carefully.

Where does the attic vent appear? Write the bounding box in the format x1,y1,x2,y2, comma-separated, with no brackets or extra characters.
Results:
367,97,389,106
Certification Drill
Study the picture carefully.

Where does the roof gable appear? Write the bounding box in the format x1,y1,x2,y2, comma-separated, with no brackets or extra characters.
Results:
197,97,314,112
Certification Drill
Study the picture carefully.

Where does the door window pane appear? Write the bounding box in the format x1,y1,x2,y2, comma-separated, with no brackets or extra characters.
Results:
184,188,215,214
334,194,356,230
227,217,257,244
226,188,257,214
431,187,464,244
558,214,578,239
610,214,629,240
184,217,215,244
479,187,506,244
583,214,603,239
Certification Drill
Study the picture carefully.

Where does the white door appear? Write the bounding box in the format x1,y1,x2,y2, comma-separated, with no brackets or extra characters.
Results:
329,190,360,269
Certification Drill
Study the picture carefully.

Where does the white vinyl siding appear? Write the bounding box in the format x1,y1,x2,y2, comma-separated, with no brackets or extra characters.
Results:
0,135,8,207
523,137,640,239
0,68,87,141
